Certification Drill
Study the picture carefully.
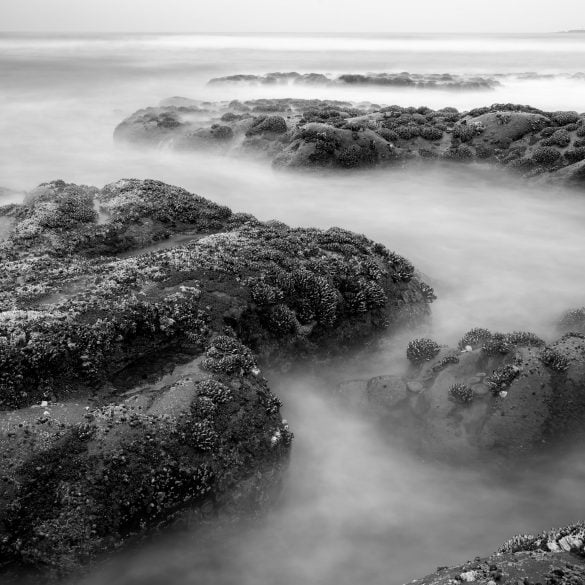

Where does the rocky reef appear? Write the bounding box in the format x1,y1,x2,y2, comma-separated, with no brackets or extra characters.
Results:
0,179,433,581
208,71,501,90
413,523,585,585
337,327,585,461
114,98,585,185
208,71,585,88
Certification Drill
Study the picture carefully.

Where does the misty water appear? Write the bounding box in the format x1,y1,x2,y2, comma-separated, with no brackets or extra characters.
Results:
2,32,585,584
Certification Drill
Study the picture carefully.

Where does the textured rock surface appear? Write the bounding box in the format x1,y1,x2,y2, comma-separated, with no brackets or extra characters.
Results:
337,329,585,461
115,98,585,183
414,523,585,585
0,179,433,581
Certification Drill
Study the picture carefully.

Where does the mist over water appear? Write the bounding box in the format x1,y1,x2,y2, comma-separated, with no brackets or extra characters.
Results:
2,32,585,585
77,371,585,585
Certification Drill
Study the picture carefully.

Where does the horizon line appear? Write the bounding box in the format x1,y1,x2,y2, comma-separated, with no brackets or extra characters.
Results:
0,29,578,35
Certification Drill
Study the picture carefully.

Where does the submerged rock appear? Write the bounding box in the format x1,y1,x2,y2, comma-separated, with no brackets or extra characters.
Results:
338,328,585,461
0,179,433,581
114,99,585,185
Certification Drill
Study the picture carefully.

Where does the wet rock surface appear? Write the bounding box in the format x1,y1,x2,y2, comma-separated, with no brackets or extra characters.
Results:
414,523,585,585
115,98,585,184
0,179,433,581
337,329,585,462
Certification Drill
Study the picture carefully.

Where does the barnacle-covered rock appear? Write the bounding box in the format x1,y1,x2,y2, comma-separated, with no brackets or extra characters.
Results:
113,98,585,184
338,328,585,461
273,122,398,169
0,181,432,409
245,115,288,136
552,110,581,126
0,368,290,582
499,522,585,554
0,178,433,581
411,522,585,585
541,128,571,147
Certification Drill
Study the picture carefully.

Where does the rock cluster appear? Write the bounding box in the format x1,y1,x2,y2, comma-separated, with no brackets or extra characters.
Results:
115,98,585,185
0,179,432,581
208,71,500,90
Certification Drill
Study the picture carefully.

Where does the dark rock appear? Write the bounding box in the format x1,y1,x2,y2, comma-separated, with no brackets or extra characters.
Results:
0,179,433,580
273,122,397,168
337,328,585,461
113,98,585,185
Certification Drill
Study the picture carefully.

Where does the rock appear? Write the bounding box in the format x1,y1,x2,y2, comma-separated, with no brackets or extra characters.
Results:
545,158,585,185
459,110,549,145
114,99,585,185
414,523,585,585
338,328,585,461
0,179,433,581
406,381,424,393
273,122,398,169
0,366,290,583
208,71,500,90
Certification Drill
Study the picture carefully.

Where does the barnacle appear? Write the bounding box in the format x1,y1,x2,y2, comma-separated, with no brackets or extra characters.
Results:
486,364,521,395
406,338,441,364
540,347,570,372
245,115,288,136
448,383,474,404
540,128,571,147
532,146,562,165
457,328,492,350
196,379,232,404
482,332,513,356
200,336,257,375
552,111,580,126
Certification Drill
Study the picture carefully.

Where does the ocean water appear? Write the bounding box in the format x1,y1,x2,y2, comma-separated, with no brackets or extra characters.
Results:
2,32,585,585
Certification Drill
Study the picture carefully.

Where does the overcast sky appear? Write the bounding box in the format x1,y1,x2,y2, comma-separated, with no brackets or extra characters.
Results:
0,0,583,33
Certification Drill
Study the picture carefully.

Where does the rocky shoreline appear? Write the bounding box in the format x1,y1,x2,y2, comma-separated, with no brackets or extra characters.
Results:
1,178,585,584
0,179,432,581
114,98,585,185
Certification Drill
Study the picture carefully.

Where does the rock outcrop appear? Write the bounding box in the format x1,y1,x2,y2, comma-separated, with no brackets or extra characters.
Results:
414,523,585,585
114,99,585,185
208,71,501,90
0,179,433,581
337,328,585,462
207,71,585,89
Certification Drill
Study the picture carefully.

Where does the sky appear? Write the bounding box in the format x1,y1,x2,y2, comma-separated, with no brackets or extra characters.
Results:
0,0,583,33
